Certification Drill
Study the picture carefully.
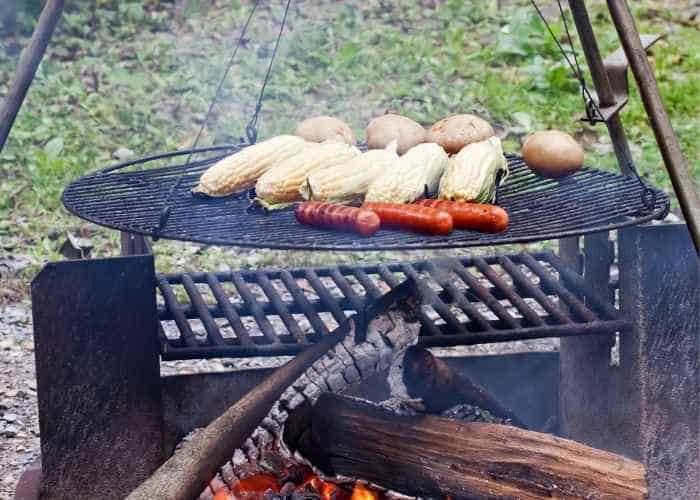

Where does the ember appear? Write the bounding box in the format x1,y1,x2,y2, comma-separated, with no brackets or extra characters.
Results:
210,459,381,500
350,483,378,500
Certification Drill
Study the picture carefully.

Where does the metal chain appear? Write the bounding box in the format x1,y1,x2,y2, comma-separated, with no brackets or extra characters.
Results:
624,157,658,213
529,0,656,212
245,0,293,144
152,1,260,239
529,0,603,122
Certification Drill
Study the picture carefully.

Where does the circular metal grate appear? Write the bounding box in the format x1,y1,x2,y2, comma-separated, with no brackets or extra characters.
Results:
62,145,669,251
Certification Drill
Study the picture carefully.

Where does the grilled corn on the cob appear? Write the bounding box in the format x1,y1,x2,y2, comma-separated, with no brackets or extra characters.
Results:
438,136,508,203
300,141,399,204
365,142,448,203
255,141,360,209
193,135,308,197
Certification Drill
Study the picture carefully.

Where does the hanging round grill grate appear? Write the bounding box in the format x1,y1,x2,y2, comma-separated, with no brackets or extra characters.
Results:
60,1,670,250
61,146,669,251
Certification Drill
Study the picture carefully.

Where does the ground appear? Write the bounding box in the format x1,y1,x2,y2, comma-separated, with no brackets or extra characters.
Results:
0,0,699,497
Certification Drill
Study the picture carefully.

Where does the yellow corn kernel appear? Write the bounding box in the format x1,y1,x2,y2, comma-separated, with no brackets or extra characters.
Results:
300,141,399,204
438,136,508,203
255,141,360,209
192,135,307,197
365,142,448,203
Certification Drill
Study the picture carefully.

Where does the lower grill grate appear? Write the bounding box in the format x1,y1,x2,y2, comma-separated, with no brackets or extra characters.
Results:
156,251,627,360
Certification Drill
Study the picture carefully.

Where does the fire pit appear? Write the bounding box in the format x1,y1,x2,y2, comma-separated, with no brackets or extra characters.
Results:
19,1,700,500
127,285,647,500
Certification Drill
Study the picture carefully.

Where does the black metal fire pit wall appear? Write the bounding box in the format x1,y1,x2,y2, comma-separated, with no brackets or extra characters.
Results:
559,223,699,500
28,224,699,500
31,255,164,500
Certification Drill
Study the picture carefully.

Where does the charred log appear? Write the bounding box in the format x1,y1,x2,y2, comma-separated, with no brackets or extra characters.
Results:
403,346,525,427
285,393,648,500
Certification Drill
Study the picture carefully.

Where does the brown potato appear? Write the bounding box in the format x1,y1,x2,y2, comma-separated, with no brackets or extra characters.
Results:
426,114,495,154
295,116,356,145
522,130,584,178
365,114,426,154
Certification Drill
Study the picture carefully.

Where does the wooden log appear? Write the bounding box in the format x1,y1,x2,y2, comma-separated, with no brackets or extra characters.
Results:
285,393,648,500
403,346,526,427
127,323,351,500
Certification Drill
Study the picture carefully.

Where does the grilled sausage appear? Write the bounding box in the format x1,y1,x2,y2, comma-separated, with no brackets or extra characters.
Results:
415,199,509,233
295,202,380,237
362,202,453,235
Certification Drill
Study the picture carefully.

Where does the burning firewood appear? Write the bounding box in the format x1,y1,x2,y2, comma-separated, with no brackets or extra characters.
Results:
285,393,648,500
402,345,526,427
207,451,383,500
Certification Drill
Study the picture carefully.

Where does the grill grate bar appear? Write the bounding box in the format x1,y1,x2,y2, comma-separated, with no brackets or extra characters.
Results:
418,319,631,348
540,252,621,320
374,264,442,337
303,269,348,325
518,253,597,323
155,251,628,360
424,260,495,332
375,265,402,287
205,273,254,346
327,269,365,312
255,273,308,346
400,263,469,336
156,274,199,347
472,257,544,326
449,263,520,329
348,267,384,300
278,270,330,336
499,256,571,325
180,274,227,346
230,272,281,345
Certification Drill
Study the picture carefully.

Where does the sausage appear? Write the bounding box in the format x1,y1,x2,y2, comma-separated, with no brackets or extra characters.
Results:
414,199,509,233
295,202,380,237
362,202,453,235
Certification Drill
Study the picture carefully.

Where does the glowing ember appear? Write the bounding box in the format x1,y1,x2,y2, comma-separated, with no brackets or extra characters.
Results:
213,489,233,500
208,447,381,500
212,470,382,500
351,483,379,500
232,473,280,498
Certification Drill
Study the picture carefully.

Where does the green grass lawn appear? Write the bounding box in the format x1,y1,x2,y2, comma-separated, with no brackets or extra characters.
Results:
1,0,698,301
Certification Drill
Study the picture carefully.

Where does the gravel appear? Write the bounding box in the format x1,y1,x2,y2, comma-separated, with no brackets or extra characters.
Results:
0,303,39,500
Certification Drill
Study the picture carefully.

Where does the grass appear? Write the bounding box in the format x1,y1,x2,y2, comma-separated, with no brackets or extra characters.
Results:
1,0,698,302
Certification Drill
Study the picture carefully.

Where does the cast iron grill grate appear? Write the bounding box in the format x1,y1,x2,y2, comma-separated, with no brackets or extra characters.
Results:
156,251,627,360
62,145,669,250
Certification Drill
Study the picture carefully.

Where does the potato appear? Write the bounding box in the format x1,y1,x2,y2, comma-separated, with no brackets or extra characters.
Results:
522,130,584,178
365,114,426,154
426,114,495,154
295,116,356,145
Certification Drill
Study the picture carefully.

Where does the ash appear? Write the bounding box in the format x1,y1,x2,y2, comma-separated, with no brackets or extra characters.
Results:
441,403,506,424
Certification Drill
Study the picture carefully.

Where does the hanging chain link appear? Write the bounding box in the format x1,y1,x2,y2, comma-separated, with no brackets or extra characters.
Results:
529,0,603,122
529,0,656,212
153,0,295,239
246,0,293,144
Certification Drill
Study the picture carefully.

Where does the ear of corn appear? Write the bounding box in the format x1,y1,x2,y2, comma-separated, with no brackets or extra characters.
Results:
438,136,509,203
300,141,399,205
364,142,448,204
192,135,308,197
255,141,360,209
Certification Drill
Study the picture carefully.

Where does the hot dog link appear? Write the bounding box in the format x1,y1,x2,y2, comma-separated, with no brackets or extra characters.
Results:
361,202,453,235
414,200,509,233
295,202,380,237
